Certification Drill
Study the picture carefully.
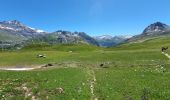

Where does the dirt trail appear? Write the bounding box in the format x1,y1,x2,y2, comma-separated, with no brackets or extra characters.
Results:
87,69,97,100
162,52,170,59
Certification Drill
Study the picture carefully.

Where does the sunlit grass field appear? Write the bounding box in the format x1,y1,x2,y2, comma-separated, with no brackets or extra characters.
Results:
0,37,170,99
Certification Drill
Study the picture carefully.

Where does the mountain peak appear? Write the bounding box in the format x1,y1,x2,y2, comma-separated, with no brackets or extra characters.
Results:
150,22,168,28
0,20,45,36
143,22,170,35
9,20,20,24
2,20,22,25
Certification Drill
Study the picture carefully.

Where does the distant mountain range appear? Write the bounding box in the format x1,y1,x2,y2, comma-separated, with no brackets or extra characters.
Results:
29,30,99,46
95,22,170,46
0,20,99,49
94,35,131,47
0,20,170,49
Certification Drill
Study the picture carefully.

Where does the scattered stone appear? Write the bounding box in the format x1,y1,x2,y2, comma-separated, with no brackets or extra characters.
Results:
46,96,49,100
37,54,46,58
82,82,85,86
94,97,98,100
27,93,32,97
23,86,28,91
2,95,5,98
32,96,38,100
69,51,73,53
55,87,64,94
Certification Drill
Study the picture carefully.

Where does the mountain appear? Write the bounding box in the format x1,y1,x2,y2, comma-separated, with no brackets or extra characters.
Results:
143,22,170,35
0,20,100,49
127,22,170,42
94,35,131,47
2,20,170,49
29,30,99,46
0,20,45,37
0,20,47,49
78,32,99,46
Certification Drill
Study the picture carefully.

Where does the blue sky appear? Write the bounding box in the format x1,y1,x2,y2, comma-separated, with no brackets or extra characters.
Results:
0,0,170,36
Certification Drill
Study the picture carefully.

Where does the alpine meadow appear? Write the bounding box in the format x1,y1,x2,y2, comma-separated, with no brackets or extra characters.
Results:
0,0,170,100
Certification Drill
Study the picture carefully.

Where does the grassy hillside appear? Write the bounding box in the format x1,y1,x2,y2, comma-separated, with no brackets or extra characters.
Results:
112,35,170,50
22,43,101,51
0,37,170,99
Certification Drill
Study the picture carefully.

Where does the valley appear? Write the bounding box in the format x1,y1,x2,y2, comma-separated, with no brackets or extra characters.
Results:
1,0,170,99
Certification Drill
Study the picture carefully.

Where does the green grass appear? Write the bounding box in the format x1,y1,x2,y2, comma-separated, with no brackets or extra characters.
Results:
0,49,167,67
22,43,101,51
0,68,91,99
95,67,170,100
112,35,170,50
0,36,170,99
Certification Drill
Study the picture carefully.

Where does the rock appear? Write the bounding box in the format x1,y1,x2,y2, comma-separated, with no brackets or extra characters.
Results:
42,63,53,68
55,87,64,94
37,54,46,58
69,51,73,53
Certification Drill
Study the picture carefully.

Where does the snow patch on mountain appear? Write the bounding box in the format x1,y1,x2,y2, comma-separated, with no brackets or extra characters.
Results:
28,27,45,33
36,29,44,33
94,35,113,40
0,20,45,35
94,35,132,47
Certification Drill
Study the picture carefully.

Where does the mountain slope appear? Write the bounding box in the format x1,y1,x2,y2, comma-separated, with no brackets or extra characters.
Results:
127,22,170,43
112,34,170,50
0,20,46,49
143,22,170,35
113,22,170,50
0,20,45,37
0,20,99,49
78,32,99,46
28,30,99,46
0,20,45,42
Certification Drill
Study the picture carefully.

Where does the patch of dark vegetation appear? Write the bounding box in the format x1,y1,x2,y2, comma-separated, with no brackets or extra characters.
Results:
141,88,149,100
42,63,54,68
161,46,168,53
98,62,113,68
124,96,134,100
99,63,109,68
44,87,65,95
100,64,104,67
